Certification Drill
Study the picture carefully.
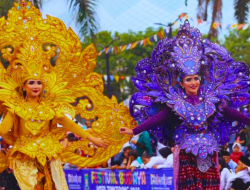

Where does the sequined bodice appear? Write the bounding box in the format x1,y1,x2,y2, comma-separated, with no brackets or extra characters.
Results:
18,117,51,136
171,94,219,159
15,101,55,136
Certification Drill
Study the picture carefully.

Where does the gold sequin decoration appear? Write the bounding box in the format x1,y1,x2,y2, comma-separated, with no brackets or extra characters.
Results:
0,0,137,169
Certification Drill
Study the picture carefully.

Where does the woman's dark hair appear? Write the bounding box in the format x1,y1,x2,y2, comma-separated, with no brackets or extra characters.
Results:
240,128,246,133
23,89,27,98
23,81,27,98
123,146,132,152
67,133,78,142
141,152,151,159
159,147,172,158
67,133,75,139
219,157,231,173
128,149,139,160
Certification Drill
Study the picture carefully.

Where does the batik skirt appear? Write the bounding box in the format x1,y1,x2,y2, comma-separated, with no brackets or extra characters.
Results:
178,150,220,190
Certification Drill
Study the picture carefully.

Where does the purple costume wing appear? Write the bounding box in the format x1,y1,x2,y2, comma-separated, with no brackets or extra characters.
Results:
202,40,250,143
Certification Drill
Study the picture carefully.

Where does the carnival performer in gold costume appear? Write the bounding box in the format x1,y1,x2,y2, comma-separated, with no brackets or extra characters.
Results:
0,0,136,189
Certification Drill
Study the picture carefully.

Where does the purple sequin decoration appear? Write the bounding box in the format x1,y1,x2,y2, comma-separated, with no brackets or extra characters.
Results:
130,20,250,158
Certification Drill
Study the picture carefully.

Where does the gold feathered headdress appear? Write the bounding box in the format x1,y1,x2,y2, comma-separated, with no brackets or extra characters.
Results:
0,0,104,103
0,0,137,167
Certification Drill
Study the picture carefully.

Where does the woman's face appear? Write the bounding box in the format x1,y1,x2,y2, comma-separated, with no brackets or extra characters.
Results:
223,156,230,164
141,157,150,165
180,75,201,95
233,145,240,153
23,79,43,98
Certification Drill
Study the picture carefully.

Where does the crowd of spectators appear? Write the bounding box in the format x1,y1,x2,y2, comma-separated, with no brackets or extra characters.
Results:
218,128,250,190
61,119,174,171
3,117,250,190
107,130,173,171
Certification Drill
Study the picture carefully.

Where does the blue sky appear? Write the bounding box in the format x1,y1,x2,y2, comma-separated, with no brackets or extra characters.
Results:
41,0,240,40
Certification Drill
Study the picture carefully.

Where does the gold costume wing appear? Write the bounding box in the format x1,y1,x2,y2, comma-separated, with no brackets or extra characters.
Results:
0,1,136,168
61,90,137,167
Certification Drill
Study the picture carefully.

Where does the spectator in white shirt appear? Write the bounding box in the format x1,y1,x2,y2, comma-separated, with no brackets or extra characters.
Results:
225,156,250,190
222,150,238,173
141,152,165,169
152,147,173,169
219,158,232,190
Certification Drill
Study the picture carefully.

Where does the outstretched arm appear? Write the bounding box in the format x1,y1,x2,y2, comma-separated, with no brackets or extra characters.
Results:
57,116,109,147
0,112,14,135
120,106,172,135
222,106,250,126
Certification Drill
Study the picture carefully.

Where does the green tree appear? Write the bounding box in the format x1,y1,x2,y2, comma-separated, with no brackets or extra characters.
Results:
67,0,98,38
82,28,178,102
0,0,43,18
82,26,250,102
0,0,16,17
223,28,250,65
234,0,250,24
187,0,250,38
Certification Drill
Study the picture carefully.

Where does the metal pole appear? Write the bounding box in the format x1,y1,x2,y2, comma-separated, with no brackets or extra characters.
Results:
168,23,173,38
154,22,172,39
106,52,111,98
104,37,119,98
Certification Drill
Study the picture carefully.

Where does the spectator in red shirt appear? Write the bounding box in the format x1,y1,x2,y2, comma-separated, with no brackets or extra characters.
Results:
230,143,244,164
235,128,248,154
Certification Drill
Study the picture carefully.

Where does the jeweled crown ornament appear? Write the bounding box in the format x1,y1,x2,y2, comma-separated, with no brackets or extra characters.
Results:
0,0,56,85
170,20,205,78
0,0,100,89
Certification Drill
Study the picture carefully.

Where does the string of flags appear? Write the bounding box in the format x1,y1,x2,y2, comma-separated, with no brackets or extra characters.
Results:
98,13,188,56
98,13,250,56
196,19,250,30
98,28,168,56
100,75,130,83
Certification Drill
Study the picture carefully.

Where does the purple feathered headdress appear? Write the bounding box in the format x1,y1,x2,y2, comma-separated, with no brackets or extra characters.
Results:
130,19,250,146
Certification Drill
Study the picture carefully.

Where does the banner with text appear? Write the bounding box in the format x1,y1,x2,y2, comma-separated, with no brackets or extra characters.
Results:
64,168,174,190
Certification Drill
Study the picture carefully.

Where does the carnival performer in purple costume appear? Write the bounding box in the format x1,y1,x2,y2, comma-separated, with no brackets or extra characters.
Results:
120,20,250,190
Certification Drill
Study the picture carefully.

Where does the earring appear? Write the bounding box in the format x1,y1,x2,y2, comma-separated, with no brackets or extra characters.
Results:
22,89,27,99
